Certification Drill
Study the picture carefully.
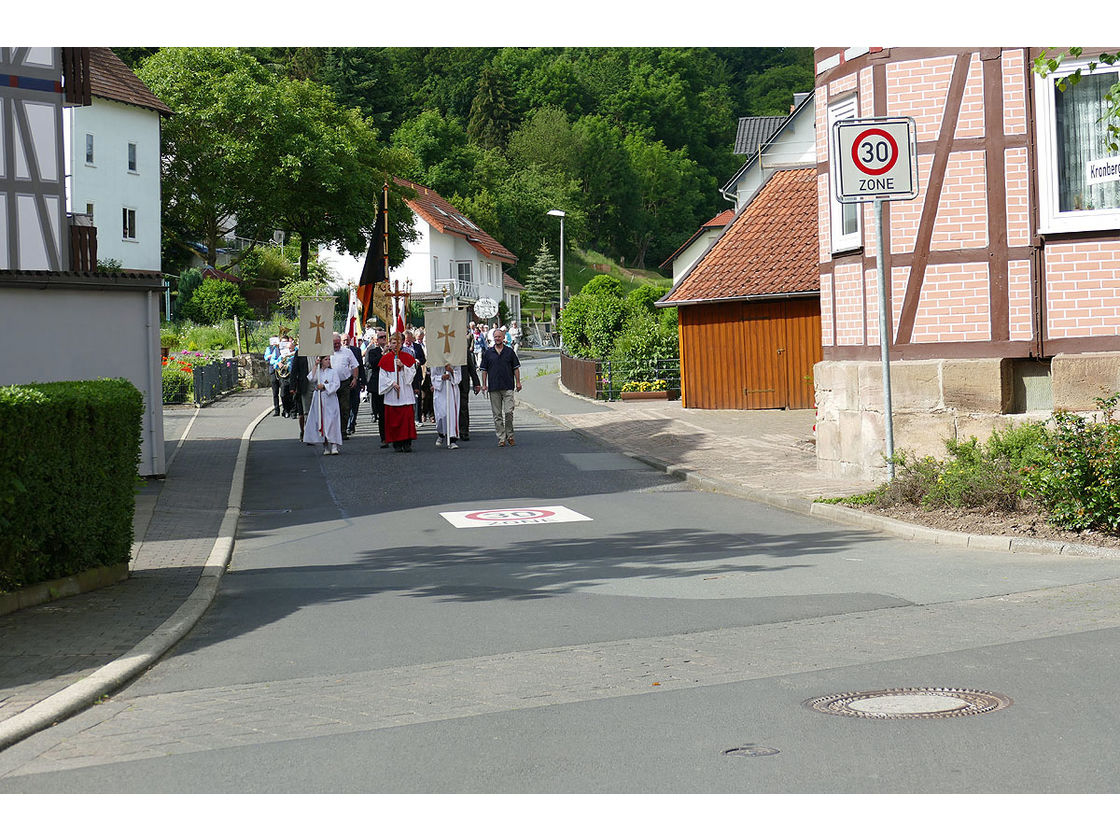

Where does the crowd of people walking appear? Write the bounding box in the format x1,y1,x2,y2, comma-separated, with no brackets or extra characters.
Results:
265,317,523,456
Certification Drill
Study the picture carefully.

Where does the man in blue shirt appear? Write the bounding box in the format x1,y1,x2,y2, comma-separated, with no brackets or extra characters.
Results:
265,336,282,416
480,327,522,446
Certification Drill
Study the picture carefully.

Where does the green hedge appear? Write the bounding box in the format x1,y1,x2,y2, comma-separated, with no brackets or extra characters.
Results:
0,379,143,593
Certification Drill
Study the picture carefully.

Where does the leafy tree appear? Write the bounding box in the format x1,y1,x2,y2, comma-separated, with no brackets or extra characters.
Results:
468,65,517,149
180,277,252,323
559,274,629,358
571,115,638,255
138,48,281,269
627,284,668,314
266,78,392,282
173,267,203,319
391,110,482,198
524,241,560,316
319,47,405,138
507,107,579,173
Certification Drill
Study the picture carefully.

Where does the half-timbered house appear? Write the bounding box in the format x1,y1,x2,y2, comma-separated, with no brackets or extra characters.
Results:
813,47,1120,479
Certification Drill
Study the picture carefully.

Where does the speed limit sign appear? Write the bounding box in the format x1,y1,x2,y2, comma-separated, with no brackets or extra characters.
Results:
833,117,917,203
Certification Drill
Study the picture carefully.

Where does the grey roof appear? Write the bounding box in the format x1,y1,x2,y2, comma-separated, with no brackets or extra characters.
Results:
733,116,787,156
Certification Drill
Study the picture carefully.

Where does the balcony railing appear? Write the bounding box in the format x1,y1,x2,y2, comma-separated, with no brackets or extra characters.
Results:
433,277,480,300
68,213,97,271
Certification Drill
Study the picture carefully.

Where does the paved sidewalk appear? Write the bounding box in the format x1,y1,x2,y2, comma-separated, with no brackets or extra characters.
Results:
0,390,272,748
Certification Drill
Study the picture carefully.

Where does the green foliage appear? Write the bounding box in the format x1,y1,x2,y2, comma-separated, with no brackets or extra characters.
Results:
161,366,193,404
608,309,679,384
173,267,203,319
1035,49,1120,152
0,380,142,592
627,284,667,314
1023,394,1120,533
179,277,252,323
524,241,560,311
96,258,123,272
468,65,517,149
581,274,625,299
171,320,240,352
237,245,295,283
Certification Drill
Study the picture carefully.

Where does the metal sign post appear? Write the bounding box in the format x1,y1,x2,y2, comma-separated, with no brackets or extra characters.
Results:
833,116,918,479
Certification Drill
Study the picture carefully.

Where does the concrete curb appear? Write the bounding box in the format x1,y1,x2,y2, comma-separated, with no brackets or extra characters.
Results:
520,390,1120,561
0,403,273,752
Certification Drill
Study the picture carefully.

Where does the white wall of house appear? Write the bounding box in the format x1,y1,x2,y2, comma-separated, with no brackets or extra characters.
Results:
726,102,817,211
0,283,165,476
64,97,162,271
324,211,515,312
670,230,723,287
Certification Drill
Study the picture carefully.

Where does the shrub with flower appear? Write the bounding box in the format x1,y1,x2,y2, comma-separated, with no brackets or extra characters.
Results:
620,379,668,393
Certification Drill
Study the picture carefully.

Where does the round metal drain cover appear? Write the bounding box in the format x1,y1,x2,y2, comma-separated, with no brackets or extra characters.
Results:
805,688,1011,719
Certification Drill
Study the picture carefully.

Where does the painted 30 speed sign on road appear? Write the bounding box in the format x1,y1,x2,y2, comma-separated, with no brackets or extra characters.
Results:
833,117,918,203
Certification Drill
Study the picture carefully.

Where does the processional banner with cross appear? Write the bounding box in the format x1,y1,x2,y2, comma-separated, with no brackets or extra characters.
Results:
298,298,335,357
423,306,469,368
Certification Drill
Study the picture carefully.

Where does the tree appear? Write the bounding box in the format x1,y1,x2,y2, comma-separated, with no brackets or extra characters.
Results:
137,48,281,269
391,110,482,198
468,65,517,149
524,241,560,317
180,277,252,323
266,78,392,283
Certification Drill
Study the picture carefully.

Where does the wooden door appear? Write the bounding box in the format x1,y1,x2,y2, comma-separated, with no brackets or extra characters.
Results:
740,300,788,409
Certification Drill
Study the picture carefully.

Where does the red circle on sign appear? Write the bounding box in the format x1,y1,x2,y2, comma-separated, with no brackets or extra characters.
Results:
465,508,556,522
851,128,899,176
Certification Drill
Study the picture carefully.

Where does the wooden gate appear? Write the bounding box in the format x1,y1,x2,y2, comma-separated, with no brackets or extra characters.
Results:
679,297,821,410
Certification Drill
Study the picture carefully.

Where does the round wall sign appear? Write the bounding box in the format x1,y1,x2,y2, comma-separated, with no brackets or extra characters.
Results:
473,297,498,318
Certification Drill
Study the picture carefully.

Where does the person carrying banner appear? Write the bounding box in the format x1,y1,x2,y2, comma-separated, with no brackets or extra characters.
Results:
378,332,418,452
303,356,342,455
432,362,462,449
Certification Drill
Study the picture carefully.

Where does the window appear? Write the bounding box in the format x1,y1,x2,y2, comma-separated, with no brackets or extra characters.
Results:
127,142,137,172
122,208,136,240
827,95,862,252
85,133,94,165
85,202,94,220
432,256,439,279
456,261,473,285
1036,59,1120,232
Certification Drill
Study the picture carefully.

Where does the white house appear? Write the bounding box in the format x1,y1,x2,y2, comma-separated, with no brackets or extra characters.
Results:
320,176,518,317
63,48,169,272
1,47,165,476
660,94,816,285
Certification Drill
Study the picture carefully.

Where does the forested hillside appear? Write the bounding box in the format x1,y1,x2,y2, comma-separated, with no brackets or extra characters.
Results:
118,47,812,278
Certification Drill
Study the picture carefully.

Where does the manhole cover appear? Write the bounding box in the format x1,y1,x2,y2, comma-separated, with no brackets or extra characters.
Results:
805,688,1012,719
723,745,780,758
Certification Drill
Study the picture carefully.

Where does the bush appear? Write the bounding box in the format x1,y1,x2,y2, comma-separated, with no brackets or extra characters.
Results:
609,310,679,383
174,267,203,319
1025,394,1120,533
179,277,252,323
161,366,193,404
0,379,142,592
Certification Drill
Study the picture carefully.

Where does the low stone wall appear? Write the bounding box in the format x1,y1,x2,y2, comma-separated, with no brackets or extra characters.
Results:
814,352,1120,480
236,353,270,389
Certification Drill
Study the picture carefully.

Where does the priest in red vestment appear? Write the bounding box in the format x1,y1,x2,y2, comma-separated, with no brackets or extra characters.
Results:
378,332,418,452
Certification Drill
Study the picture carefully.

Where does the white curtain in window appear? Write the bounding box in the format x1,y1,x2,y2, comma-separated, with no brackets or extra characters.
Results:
1055,71,1120,213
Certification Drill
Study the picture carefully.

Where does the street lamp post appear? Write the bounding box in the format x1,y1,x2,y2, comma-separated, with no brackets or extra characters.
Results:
547,209,565,349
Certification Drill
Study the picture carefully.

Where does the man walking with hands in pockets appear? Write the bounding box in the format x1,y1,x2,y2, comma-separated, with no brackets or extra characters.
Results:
480,327,522,446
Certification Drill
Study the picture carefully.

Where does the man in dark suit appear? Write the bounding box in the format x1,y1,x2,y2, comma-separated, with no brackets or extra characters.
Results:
365,330,388,447
291,344,313,443
459,338,481,441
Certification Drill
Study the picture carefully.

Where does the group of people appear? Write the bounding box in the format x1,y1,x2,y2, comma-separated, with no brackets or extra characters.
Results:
471,320,521,367
265,319,522,456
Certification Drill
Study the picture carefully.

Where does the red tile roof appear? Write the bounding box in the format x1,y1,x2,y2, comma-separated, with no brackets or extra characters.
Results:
503,273,525,291
659,168,819,306
88,49,171,115
659,209,735,269
394,176,517,264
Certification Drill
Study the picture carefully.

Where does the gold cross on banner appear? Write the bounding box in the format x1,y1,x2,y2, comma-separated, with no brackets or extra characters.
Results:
309,315,326,344
438,324,455,355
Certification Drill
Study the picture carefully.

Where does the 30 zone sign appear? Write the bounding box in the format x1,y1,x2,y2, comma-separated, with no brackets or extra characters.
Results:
833,117,917,203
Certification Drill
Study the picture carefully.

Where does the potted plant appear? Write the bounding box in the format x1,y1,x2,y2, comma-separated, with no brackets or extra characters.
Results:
619,379,670,400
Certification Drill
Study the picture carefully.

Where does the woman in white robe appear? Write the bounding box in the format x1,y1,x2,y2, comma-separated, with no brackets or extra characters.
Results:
432,362,462,448
303,356,343,455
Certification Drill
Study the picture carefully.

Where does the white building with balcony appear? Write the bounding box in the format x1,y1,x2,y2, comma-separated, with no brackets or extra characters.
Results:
319,176,518,318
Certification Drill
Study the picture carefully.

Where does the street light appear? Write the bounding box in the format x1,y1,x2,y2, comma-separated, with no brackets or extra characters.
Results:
547,209,565,348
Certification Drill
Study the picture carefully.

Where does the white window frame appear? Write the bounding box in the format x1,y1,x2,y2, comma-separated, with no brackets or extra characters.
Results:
827,94,862,253
122,207,137,241
85,133,94,166
455,260,473,285
1036,58,1120,233
127,141,138,173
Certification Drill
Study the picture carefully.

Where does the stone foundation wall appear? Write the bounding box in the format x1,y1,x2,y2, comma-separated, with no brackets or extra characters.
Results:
814,352,1120,480
236,353,270,389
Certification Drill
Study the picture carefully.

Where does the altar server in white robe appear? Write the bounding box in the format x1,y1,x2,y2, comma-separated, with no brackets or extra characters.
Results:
303,356,343,455
432,362,462,449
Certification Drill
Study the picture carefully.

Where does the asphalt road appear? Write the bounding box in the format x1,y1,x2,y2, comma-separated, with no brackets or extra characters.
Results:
4,358,1120,797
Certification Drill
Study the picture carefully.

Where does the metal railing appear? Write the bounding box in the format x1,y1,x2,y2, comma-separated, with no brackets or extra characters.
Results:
193,359,239,405
434,277,480,300
561,353,680,401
